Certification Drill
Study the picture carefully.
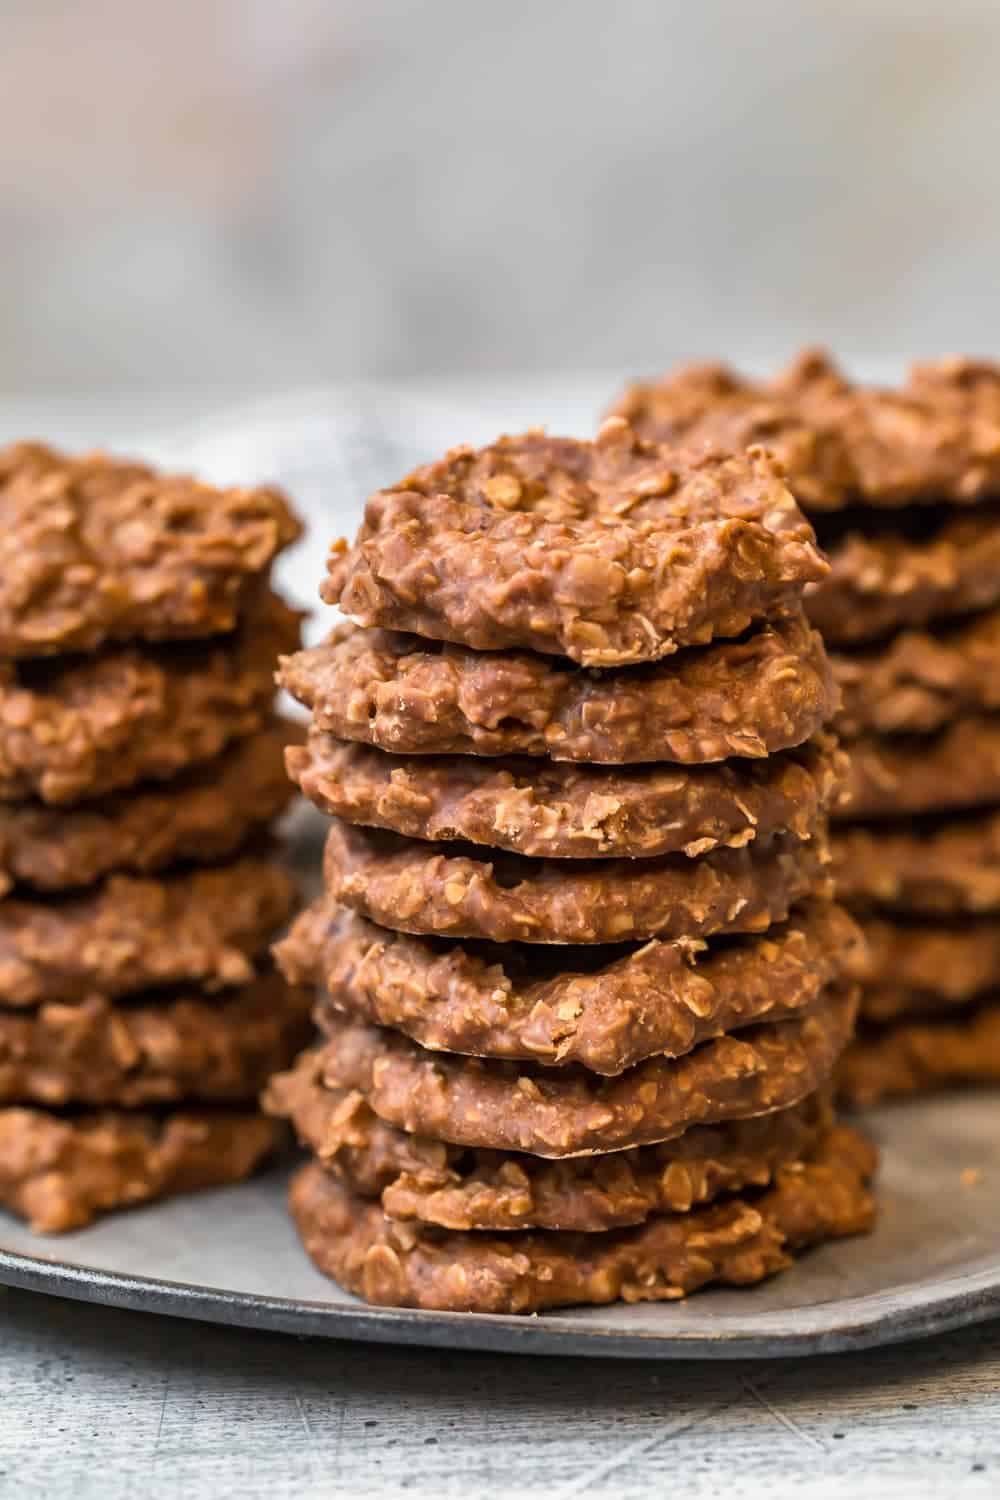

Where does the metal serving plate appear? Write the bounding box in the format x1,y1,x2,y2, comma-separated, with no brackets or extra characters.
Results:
0,1092,997,1359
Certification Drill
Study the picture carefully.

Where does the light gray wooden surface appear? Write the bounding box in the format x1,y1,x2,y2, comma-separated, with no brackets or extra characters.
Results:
2,1286,997,1499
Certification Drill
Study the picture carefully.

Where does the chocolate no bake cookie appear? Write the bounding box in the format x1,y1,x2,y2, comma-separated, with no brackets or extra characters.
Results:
323,819,831,946
289,733,841,860
0,442,301,657
839,1003,1000,1107
288,1123,876,1312
0,1106,283,1233
311,988,856,1158
0,588,301,805
0,720,297,895
279,898,859,1075
0,970,312,1107
267,1049,830,1232
854,915,1000,1022
0,852,296,1008
609,351,1000,511
325,423,826,666
837,716,1000,821
282,612,835,765
833,813,1000,913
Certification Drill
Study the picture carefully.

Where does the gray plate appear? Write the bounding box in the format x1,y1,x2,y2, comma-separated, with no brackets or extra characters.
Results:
0,1093,997,1359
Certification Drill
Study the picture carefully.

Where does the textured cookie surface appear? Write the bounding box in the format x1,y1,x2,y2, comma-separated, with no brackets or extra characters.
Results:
838,717,1000,821
289,733,840,860
0,1106,282,1233
0,588,301,805
833,814,1000,913
288,1125,876,1312
0,442,301,657
281,614,836,765
323,819,830,946
311,988,857,1157
0,970,312,1107
854,916,1000,1022
0,720,297,895
609,350,1000,511
325,423,826,665
0,852,296,1008
267,1049,830,1233
839,1003,1000,1107
279,898,858,1075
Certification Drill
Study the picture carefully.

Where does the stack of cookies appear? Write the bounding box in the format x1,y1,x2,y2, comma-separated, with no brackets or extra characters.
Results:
611,352,1000,1106
267,420,875,1315
0,442,312,1232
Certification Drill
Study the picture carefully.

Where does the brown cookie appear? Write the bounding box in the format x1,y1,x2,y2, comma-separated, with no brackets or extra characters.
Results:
838,717,1000,821
325,423,826,666
0,720,297,895
312,987,857,1157
833,814,1000,913
839,1003,1000,1107
0,970,312,1107
0,441,301,658
0,852,296,1008
0,588,301,805
280,898,858,1075
266,1049,831,1232
608,350,1000,511
287,1124,876,1312
0,1106,283,1234
807,507,1000,646
323,819,831,946
854,916,1000,1022
832,608,1000,737
289,733,840,861
281,612,835,765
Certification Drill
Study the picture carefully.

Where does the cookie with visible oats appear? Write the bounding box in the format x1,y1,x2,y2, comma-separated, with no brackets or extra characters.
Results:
311,988,857,1158
832,813,1000,913
324,423,826,666
838,717,1000,821
0,588,301,805
832,608,1000,737
0,1106,283,1233
323,819,831,946
281,613,835,767
839,1003,1000,1107
288,732,840,860
278,898,858,1075
0,442,301,658
0,852,296,1008
266,1049,831,1233
608,350,1000,511
854,915,1000,1023
0,970,312,1107
287,1124,876,1312
0,720,297,895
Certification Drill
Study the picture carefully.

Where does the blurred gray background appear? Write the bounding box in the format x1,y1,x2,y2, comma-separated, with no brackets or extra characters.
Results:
1,0,998,394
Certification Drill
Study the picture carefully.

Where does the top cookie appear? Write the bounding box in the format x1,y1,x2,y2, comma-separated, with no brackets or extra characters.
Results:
0,442,302,657
609,350,1000,512
324,422,826,666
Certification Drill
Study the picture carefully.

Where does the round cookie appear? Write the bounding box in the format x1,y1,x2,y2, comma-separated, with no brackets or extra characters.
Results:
0,971,312,1107
0,719,297,895
288,733,841,860
832,608,1000,737
312,988,857,1158
854,916,1000,1023
0,1106,283,1234
279,898,858,1075
325,422,826,666
838,717,1000,821
288,1125,876,1313
0,441,301,658
323,819,831,946
267,1050,831,1233
0,588,301,805
608,350,1000,511
0,852,296,1008
832,814,1000,913
281,612,835,765
839,1003,1000,1108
